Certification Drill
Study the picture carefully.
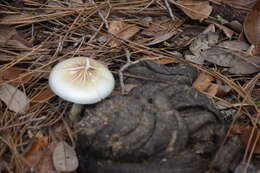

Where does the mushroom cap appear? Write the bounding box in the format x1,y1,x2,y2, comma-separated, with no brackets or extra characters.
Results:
49,57,115,104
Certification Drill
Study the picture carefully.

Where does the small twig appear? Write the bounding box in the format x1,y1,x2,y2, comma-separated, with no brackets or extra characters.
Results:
72,36,85,57
119,49,164,94
53,36,63,57
98,10,109,29
138,0,156,12
31,23,34,41
90,0,109,29
164,0,175,20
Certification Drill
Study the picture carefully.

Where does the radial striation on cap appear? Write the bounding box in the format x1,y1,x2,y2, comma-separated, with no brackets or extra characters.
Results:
49,57,115,104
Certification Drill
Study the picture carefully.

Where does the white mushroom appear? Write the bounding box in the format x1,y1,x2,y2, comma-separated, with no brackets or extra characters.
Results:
49,57,115,104
49,57,115,121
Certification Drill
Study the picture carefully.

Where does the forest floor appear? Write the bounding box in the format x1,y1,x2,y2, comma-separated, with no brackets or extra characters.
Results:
0,0,260,173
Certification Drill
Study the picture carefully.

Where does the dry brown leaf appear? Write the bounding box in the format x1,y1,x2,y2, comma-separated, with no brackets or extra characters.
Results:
172,0,212,20
142,17,182,35
30,88,55,111
0,67,33,87
228,61,259,74
0,83,30,113
37,150,56,173
29,135,48,152
124,84,139,94
31,88,55,103
23,149,43,168
193,72,230,97
0,25,32,48
230,125,260,154
23,135,56,173
23,136,49,168
142,18,182,46
246,45,256,55
185,54,205,64
218,40,250,51
202,48,240,67
227,20,243,33
192,72,214,92
214,23,235,38
201,47,260,74
216,84,231,97
146,32,175,46
189,32,219,57
207,83,219,98
244,0,260,55
108,21,140,47
0,25,16,44
52,141,78,172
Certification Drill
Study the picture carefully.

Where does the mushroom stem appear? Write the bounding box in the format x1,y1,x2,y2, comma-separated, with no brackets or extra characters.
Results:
69,104,83,122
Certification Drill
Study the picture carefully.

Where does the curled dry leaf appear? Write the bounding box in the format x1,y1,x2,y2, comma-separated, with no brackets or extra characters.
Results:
0,83,30,113
192,72,214,92
207,83,219,98
247,45,257,55
108,21,140,47
203,23,216,34
171,0,213,20
201,47,260,74
52,141,78,172
214,23,235,38
193,72,231,97
216,84,231,97
244,0,260,55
